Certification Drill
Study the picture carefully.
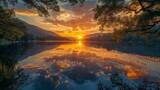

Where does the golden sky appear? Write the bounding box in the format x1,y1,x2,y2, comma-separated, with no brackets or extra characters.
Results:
14,0,108,38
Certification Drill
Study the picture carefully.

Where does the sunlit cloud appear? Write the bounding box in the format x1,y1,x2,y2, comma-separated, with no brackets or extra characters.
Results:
14,0,102,38
43,11,97,30
15,9,38,16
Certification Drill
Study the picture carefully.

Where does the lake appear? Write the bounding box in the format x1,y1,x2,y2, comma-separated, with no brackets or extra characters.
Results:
1,41,160,90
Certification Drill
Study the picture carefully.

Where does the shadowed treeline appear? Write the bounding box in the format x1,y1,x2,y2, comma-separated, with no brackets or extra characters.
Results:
0,43,28,90
84,41,160,58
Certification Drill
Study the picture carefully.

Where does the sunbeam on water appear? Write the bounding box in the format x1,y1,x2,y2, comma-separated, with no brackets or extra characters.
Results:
78,41,82,47
78,36,83,40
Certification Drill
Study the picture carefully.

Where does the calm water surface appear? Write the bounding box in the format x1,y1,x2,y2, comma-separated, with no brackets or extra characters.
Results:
1,41,160,90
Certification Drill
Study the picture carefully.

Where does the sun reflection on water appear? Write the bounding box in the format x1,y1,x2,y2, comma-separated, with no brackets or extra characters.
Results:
78,36,83,40
78,41,82,47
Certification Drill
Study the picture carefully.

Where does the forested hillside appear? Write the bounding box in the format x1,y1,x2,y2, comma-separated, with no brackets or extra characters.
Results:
0,6,27,41
0,6,67,41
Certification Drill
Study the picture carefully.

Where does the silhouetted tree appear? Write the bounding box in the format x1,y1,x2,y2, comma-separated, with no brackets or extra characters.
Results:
93,0,160,41
0,0,85,17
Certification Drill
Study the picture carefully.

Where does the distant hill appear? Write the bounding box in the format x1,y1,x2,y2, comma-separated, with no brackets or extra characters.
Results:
84,33,114,41
24,22,59,37
22,21,68,41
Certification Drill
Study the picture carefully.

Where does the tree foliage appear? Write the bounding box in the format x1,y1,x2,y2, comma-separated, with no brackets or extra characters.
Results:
0,6,27,41
94,0,160,41
0,0,85,17
94,0,160,28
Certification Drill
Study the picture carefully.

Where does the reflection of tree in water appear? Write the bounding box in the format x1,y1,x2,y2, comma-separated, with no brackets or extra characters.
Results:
0,65,27,90
97,72,160,90
85,42,160,58
0,44,27,67
0,43,28,90
0,42,64,90
0,42,62,89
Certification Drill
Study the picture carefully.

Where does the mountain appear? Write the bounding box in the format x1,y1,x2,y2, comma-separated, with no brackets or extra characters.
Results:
11,18,68,41
23,22,58,37
84,33,114,41
22,21,67,40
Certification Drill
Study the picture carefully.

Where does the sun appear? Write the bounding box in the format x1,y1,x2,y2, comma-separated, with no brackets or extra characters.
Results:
78,36,83,40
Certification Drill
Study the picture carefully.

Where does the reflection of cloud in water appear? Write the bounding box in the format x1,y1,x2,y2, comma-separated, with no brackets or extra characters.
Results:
44,51,149,80
120,65,147,80
32,75,60,90
17,42,160,90
63,66,96,84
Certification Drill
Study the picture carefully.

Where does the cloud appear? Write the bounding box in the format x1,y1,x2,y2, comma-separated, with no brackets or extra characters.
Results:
15,9,38,16
44,11,96,30
15,0,101,37
40,0,98,30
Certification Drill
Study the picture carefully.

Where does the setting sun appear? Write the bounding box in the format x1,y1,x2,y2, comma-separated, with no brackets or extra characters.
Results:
78,36,83,40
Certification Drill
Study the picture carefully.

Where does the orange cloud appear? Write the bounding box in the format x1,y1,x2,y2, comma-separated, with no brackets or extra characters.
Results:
41,1,97,30
15,9,38,16
15,0,101,38
123,65,148,80
44,12,97,30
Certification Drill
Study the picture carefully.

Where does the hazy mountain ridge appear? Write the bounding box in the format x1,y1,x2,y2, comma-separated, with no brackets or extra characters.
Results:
11,18,68,41
21,20,68,41
84,33,113,41
23,22,60,38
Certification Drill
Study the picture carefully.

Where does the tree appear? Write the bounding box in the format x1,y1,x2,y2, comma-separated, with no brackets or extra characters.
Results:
93,0,160,41
0,6,15,25
0,6,26,41
0,0,85,17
